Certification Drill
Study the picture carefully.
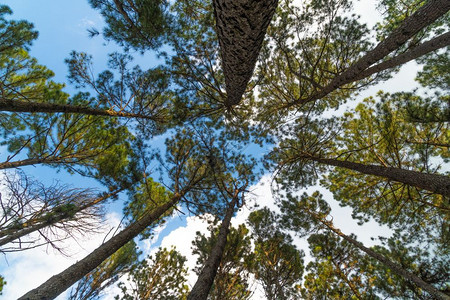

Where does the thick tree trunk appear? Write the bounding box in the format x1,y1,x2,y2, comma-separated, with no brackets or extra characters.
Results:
317,218,450,300
213,0,278,108
288,0,450,107
18,193,182,300
0,98,156,120
0,189,122,247
307,156,450,197
187,195,237,300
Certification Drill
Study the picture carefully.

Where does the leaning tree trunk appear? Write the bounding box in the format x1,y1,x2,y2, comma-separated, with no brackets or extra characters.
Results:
0,189,122,248
187,195,237,300
0,98,157,120
307,156,450,197
18,193,182,300
354,31,450,82
315,216,450,300
213,0,278,108
288,0,450,107
0,157,67,170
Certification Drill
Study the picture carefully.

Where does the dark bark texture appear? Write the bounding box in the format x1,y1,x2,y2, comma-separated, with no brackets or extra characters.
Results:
0,98,156,120
213,0,278,107
18,194,181,300
187,196,237,300
309,156,450,197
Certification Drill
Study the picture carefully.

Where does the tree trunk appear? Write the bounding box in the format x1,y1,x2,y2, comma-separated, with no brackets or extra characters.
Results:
317,217,450,300
0,98,156,120
307,156,450,197
0,156,84,170
354,31,450,82
288,0,450,107
187,195,237,300
213,0,278,108
0,189,122,247
18,193,182,300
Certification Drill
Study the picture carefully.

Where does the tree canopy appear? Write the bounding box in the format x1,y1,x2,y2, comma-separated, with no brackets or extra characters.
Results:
0,0,449,299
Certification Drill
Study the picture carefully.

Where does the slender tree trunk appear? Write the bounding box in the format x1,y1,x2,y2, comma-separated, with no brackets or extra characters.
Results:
405,140,450,148
288,0,450,108
316,217,450,300
18,193,182,300
0,98,156,120
213,0,278,108
0,189,122,247
187,195,237,300
0,157,59,170
330,260,363,300
0,156,87,170
354,31,450,82
307,156,450,197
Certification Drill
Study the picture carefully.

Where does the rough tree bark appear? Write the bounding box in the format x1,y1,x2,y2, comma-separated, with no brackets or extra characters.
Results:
0,189,123,248
213,0,278,108
288,0,450,107
0,98,158,120
187,194,238,300
306,155,450,197
315,216,450,300
18,193,182,300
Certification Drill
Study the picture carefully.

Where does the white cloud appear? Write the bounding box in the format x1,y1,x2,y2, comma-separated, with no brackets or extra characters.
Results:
159,214,211,286
78,17,97,28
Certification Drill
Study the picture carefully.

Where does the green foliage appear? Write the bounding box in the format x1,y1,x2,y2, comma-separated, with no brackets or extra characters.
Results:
268,116,338,190
192,222,254,300
162,124,257,216
65,51,175,134
0,4,62,105
0,275,5,295
123,178,174,239
2,110,134,184
279,191,331,237
0,6,137,188
0,5,37,52
322,93,448,245
165,0,231,120
0,5,67,141
367,232,450,299
116,247,189,300
416,51,450,90
247,207,304,300
376,0,449,44
88,0,170,51
256,0,372,123
301,232,379,299
1,1,450,299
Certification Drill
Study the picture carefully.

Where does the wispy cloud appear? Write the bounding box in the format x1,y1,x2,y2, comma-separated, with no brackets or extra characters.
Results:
78,17,97,28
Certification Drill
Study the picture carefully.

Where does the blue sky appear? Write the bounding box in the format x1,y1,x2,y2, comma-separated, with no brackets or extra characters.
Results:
0,1,429,299
3,1,109,87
